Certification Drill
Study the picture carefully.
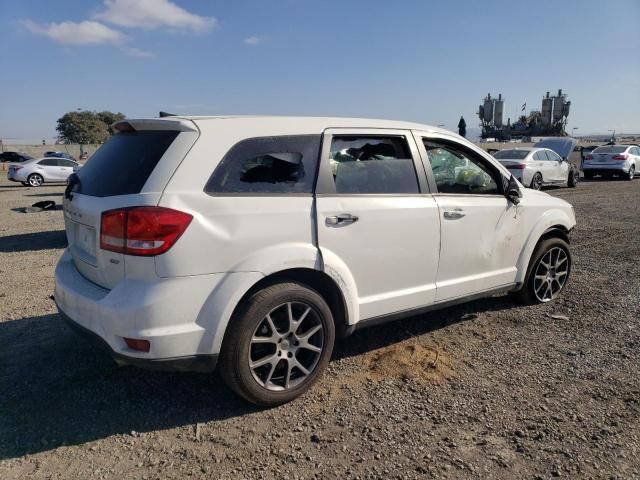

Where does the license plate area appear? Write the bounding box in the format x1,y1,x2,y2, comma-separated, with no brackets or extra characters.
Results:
70,221,97,264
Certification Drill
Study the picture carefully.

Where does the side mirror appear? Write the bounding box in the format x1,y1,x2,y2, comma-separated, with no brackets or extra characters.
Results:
505,174,521,205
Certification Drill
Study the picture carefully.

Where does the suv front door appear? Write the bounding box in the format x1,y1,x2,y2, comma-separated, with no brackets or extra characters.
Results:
415,133,523,302
315,129,440,321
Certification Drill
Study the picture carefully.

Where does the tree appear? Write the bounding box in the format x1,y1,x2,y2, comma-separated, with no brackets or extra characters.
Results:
96,111,126,134
56,110,125,144
458,116,467,138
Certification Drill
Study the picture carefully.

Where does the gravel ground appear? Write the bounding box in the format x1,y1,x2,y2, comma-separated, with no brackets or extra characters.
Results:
0,175,639,480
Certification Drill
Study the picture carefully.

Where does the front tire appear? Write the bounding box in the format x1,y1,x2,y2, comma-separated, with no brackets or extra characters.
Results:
515,237,571,305
568,171,578,188
219,282,335,407
530,172,543,190
27,174,43,187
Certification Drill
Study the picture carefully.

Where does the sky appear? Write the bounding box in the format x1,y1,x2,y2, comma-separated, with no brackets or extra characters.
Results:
0,0,639,143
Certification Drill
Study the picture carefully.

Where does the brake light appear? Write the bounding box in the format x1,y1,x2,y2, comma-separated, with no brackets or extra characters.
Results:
100,207,192,256
585,155,593,160
612,154,628,161
10,165,23,171
511,164,526,169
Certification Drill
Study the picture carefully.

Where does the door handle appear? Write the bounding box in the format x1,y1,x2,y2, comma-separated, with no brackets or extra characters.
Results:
326,213,359,226
443,209,466,220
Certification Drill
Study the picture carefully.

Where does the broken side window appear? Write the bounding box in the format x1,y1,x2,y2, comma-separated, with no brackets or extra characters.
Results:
206,135,321,194
329,136,419,194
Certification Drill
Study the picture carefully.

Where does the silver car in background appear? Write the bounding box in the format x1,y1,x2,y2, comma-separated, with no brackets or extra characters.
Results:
582,145,638,180
7,157,80,187
493,147,578,190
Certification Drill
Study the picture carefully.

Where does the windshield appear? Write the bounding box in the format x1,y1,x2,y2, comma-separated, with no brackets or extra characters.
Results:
592,146,627,154
494,150,529,160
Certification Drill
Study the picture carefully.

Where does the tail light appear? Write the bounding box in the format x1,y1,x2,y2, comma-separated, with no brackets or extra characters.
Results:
510,164,526,169
10,165,23,171
100,207,192,256
584,155,593,160
612,154,628,161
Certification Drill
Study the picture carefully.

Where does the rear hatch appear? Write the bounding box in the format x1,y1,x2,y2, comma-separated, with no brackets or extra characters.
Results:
493,149,528,175
64,119,198,289
586,146,628,165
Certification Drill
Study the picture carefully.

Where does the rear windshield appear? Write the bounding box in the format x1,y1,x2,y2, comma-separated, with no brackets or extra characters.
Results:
493,149,529,159
592,146,627,154
72,130,178,197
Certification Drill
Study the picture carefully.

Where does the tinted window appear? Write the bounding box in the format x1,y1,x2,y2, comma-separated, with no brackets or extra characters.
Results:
72,130,178,197
547,150,561,161
493,149,529,160
424,140,500,195
206,135,321,194
58,159,77,167
533,151,546,161
329,136,419,194
593,146,627,154
38,158,58,166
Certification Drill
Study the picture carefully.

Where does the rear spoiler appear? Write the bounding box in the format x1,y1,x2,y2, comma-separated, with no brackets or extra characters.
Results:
111,118,198,133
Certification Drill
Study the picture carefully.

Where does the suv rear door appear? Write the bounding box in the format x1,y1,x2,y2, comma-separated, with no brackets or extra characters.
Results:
315,129,440,321
64,119,198,289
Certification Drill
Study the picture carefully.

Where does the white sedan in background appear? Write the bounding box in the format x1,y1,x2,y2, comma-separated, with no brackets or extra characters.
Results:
493,138,579,190
7,157,80,187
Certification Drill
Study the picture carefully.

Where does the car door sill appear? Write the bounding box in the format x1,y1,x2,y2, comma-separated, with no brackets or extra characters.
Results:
343,283,519,336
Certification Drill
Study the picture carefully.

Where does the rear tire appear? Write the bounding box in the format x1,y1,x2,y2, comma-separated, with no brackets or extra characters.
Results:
568,171,577,188
27,174,43,187
628,166,635,181
515,237,571,305
218,282,335,407
530,172,543,190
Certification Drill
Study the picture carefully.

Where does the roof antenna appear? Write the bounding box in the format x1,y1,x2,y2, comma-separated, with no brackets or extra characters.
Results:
159,111,175,118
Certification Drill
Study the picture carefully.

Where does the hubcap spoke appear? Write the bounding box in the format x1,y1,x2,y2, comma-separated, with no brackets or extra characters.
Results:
250,353,278,369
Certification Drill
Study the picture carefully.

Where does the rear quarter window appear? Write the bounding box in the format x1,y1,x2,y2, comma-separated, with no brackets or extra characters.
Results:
205,135,321,194
72,130,178,197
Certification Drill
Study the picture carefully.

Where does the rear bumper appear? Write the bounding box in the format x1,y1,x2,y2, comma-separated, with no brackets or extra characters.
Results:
54,249,233,372
58,306,218,372
582,164,629,174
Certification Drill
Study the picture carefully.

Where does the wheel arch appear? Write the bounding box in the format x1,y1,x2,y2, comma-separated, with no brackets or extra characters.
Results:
216,268,351,357
515,213,573,285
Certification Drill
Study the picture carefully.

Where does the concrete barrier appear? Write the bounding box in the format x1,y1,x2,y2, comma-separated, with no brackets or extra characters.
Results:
1,144,102,160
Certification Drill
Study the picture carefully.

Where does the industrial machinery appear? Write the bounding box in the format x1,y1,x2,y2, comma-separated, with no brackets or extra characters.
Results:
478,89,571,140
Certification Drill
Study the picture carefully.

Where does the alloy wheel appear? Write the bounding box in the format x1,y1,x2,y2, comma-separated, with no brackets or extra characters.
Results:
533,247,569,302
531,173,543,190
28,175,43,187
249,301,324,391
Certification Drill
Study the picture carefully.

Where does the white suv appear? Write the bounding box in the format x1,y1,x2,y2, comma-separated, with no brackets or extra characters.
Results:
55,116,576,406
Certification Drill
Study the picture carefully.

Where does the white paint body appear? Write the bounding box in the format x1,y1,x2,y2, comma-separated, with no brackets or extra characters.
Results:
494,148,571,188
54,116,576,365
7,157,80,184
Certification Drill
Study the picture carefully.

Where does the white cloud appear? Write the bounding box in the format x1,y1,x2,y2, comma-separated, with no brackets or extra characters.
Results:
123,46,155,58
243,36,265,45
94,0,216,32
20,19,126,45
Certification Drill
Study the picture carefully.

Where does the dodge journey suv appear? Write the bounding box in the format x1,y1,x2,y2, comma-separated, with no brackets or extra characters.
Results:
55,116,576,406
